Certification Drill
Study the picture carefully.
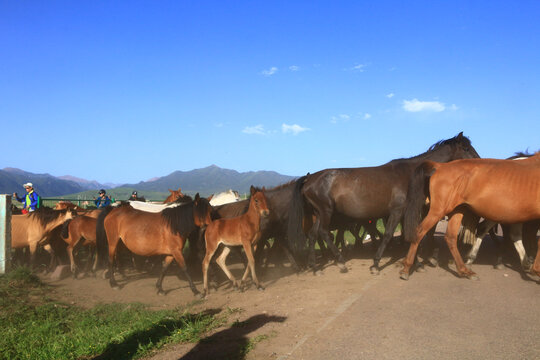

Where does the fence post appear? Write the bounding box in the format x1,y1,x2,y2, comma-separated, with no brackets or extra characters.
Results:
0,195,12,274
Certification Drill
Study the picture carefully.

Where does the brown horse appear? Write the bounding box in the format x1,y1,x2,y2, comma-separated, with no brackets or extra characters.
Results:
164,187,186,203
202,186,270,297
61,215,98,277
402,153,540,280
288,132,480,274
96,194,212,295
11,208,76,269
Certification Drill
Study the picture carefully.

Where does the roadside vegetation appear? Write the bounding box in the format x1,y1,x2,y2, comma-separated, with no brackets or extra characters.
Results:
0,267,225,360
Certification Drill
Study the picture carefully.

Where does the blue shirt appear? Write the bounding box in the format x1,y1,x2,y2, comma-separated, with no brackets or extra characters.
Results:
94,195,111,208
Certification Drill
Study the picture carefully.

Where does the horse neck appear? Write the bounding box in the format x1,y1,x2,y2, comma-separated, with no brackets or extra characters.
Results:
244,198,263,228
43,213,69,233
407,145,457,164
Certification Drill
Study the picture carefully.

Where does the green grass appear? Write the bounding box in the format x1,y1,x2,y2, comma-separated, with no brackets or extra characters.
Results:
0,267,225,360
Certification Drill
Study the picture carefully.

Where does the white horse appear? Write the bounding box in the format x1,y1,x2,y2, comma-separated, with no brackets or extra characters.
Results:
209,189,241,206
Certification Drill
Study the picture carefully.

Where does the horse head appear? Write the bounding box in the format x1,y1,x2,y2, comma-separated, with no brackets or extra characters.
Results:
250,185,270,217
193,193,213,228
451,132,480,159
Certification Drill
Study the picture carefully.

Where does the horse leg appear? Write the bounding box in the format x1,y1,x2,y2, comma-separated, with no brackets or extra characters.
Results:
107,238,121,289
242,241,264,291
215,246,240,290
400,212,443,280
202,240,220,297
306,219,320,273
531,236,540,277
170,246,199,296
44,244,56,274
28,242,38,271
508,224,531,272
415,226,437,272
444,212,478,279
320,227,347,273
155,256,174,295
371,210,402,275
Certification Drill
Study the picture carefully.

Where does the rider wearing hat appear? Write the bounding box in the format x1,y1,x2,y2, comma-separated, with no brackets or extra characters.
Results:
94,189,112,208
13,182,40,214
129,190,146,202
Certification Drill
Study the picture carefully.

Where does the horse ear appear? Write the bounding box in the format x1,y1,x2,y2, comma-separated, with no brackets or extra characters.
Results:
262,186,266,192
194,193,200,202
207,194,213,201
177,187,182,192
168,189,174,193
250,185,256,196
457,131,463,138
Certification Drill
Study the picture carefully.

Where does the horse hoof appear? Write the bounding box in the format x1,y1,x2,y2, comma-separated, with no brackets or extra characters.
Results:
494,263,504,270
257,285,265,291
339,265,348,273
157,290,166,296
314,270,324,276
102,270,109,279
369,266,380,275
195,292,204,299
111,285,121,291
400,272,410,281
468,274,479,281
416,266,426,273
428,257,439,267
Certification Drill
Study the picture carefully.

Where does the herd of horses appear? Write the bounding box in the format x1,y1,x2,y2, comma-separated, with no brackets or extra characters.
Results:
8,132,540,298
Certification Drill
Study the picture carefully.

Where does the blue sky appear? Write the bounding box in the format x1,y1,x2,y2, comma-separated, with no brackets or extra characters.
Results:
2,1,539,184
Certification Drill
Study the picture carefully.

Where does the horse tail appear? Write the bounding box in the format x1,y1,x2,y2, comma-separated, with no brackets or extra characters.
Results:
287,174,308,258
403,161,439,243
61,219,72,239
96,207,115,268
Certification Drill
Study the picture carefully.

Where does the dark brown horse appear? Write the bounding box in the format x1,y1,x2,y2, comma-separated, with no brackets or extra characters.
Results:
96,194,213,295
402,153,540,280
288,132,480,274
202,186,270,297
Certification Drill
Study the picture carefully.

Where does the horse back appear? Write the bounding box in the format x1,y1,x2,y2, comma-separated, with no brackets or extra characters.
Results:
431,159,540,222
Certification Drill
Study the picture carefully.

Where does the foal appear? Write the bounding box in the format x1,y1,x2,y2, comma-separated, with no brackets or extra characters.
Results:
61,215,98,277
202,186,270,297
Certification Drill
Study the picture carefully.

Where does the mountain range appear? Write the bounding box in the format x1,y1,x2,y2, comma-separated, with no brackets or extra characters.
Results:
0,166,297,197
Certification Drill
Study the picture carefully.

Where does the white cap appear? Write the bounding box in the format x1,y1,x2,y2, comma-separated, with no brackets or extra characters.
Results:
23,182,33,188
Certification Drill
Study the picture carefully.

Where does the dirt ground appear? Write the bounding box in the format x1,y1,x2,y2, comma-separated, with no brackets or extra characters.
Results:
42,235,540,360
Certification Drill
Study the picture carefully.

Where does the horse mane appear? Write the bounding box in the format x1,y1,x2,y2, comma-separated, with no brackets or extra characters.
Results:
508,151,534,159
30,207,69,227
252,178,298,194
161,195,197,237
389,132,472,163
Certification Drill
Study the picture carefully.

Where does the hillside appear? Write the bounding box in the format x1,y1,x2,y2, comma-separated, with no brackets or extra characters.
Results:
124,165,296,196
1,165,297,198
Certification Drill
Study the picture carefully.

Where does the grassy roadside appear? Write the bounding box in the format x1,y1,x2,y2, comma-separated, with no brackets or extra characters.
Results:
0,267,225,360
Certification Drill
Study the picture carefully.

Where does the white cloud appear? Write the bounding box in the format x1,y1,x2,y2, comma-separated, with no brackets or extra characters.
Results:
331,114,351,124
402,98,446,112
449,104,459,111
363,113,372,119
386,93,395,98
282,123,309,135
242,124,266,135
352,64,367,72
261,66,278,76
289,65,299,71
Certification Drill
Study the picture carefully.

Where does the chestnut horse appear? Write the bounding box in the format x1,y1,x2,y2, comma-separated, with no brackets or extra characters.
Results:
164,187,185,203
61,215,98,277
288,132,480,274
402,153,540,280
11,208,76,268
202,186,270,297
96,194,212,295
